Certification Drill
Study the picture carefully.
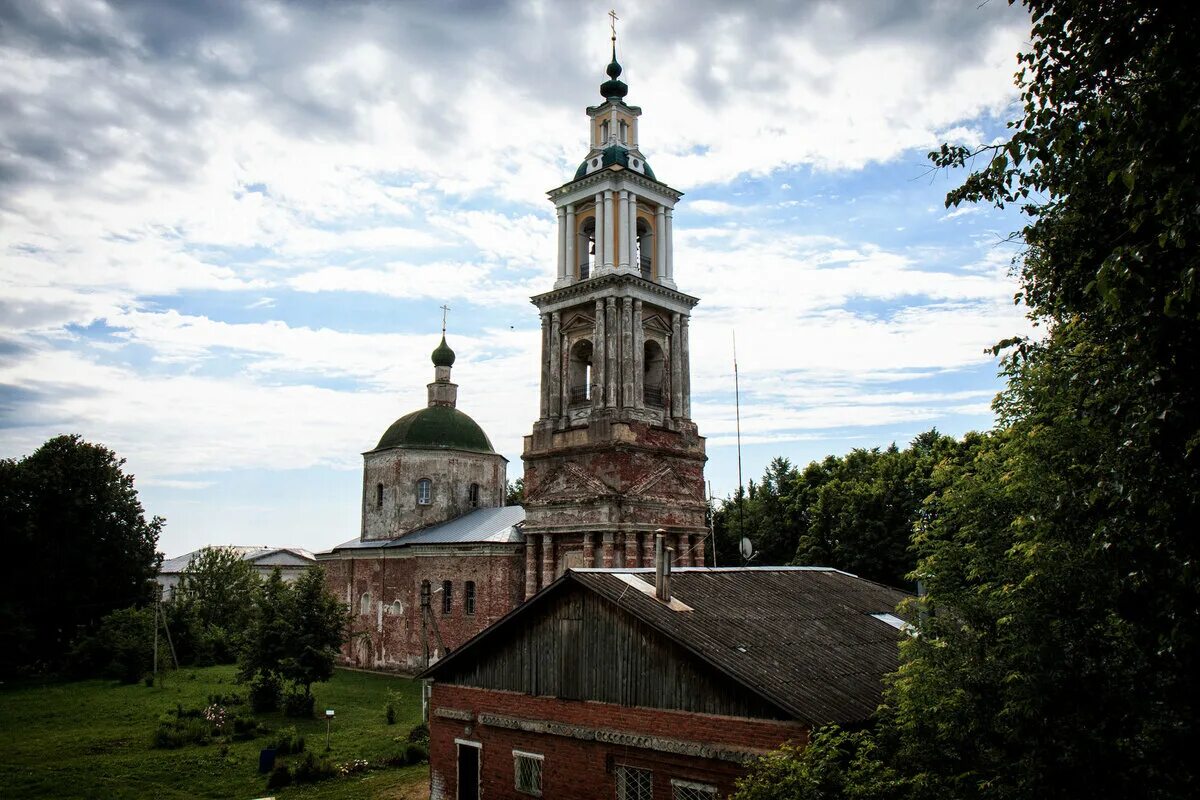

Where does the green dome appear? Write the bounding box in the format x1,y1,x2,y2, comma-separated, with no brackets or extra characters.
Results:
573,145,656,181
374,405,495,454
431,336,455,367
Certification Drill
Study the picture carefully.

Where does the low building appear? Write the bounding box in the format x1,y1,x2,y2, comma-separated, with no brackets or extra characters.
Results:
157,546,316,599
421,563,910,800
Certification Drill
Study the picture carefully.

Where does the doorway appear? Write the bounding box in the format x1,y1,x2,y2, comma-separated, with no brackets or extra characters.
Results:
456,739,480,800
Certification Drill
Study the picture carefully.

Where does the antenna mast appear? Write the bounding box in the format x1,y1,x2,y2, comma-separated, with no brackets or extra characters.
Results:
733,331,745,559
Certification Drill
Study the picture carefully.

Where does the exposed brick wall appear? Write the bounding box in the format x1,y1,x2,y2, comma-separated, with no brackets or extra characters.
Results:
429,684,808,800
322,549,524,672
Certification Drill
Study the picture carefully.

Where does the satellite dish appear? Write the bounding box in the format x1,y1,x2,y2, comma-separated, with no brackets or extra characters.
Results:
739,537,754,560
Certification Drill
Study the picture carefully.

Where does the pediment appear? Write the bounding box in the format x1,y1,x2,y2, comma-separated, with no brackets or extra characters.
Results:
642,313,672,333
561,312,595,333
527,462,613,503
626,465,702,502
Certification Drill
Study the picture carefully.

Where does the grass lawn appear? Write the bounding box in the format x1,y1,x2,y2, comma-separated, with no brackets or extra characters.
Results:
0,666,429,799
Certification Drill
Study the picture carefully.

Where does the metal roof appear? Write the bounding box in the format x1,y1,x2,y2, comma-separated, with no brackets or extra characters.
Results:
325,505,525,553
425,566,909,726
159,546,315,574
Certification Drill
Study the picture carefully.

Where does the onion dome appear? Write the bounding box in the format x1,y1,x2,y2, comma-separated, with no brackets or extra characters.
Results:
600,47,628,101
431,335,455,367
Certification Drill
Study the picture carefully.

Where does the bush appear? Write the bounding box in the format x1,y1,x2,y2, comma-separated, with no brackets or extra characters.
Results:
265,764,292,790
207,691,244,707
247,672,280,713
407,722,430,746
68,606,155,683
385,701,396,725
151,717,212,749
293,751,336,784
404,743,429,765
270,726,306,757
230,714,266,741
282,686,314,718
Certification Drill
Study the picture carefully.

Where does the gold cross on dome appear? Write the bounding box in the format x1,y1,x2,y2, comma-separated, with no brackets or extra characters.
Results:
609,9,619,43
440,304,451,334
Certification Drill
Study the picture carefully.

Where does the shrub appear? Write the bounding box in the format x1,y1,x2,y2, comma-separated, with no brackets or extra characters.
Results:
151,717,212,749
247,672,280,713
68,606,155,683
282,686,314,718
338,759,370,776
265,764,293,790
270,726,306,757
293,751,336,784
207,691,244,707
404,743,429,765
230,714,266,741
385,701,396,725
407,722,430,746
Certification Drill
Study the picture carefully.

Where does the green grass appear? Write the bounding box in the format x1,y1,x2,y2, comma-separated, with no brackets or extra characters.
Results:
0,666,429,799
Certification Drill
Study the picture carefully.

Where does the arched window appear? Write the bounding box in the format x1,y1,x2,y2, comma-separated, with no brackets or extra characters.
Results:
469,483,480,507
441,580,453,614
568,339,594,406
636,217,654,279
578,215,596,279
359,591,371,616
420,580,431,609
644,340,666,407
464,581,476,615
416,478,432,505
375,482,384,508
390,599,404,616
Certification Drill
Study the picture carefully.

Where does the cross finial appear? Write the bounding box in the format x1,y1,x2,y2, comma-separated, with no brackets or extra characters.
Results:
609,9,619,48
440,304,450,335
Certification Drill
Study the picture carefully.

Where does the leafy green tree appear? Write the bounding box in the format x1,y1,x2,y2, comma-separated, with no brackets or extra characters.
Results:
239,567,347,712
734,2,1200,797
174,546,260,664
68,605,157,684
0,434,162,675
505,478,524,506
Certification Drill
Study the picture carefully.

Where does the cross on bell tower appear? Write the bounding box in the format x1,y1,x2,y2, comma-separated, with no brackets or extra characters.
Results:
520,35,707,598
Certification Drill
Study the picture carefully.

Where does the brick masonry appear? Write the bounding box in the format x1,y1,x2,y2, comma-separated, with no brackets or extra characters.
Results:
429,684,809,800
322,547,524,672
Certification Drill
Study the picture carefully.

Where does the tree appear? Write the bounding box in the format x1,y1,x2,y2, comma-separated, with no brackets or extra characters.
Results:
174,547,260,665
0,434,162,675
505,478,524,506
734,2,1200,797
239,567,347,712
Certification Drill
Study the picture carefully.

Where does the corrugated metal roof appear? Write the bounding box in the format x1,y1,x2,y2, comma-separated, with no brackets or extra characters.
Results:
426,566,909,726
159,546,315,574
325,505,525,553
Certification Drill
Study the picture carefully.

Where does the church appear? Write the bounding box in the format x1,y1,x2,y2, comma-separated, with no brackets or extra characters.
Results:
318,39,707,672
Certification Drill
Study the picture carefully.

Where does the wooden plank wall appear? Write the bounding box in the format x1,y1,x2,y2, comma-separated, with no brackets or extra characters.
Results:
437,587,788,720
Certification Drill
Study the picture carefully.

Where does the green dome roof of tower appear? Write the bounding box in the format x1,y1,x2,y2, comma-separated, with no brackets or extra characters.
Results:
600,49,628,101
431,335,455,367
374,405,495,453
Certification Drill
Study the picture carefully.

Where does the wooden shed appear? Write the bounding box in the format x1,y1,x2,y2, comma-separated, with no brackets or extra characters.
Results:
421,566,909,800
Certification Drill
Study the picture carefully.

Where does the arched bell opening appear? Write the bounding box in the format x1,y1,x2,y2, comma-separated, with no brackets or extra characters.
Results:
644,340,666,407
577,215,597,280
636,217,654,280
568,339,594,406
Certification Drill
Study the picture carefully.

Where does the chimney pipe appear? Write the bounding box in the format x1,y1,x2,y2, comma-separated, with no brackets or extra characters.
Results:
663,548,673,602
654,531,667,601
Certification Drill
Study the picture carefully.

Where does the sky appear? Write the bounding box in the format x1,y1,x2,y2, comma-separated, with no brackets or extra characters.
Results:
0,0,1036,558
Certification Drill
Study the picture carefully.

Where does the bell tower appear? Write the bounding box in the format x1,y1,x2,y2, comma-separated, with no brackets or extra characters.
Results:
521,38,707,597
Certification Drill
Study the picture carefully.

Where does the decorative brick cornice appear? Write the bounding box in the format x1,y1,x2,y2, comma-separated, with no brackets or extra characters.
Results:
531,271,698,309
477,712,767,764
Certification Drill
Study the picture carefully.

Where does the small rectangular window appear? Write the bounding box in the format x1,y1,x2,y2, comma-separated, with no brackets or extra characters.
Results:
465,581,476,615
671,779,718,800
513,750,543,796
376,482,384,507
442,580,452,614
615,765,652,800
417,479,432,505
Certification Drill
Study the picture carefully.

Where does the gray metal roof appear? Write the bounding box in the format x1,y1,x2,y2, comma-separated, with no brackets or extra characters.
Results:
426,566,910,725
325,505,525,553
159,546,315,574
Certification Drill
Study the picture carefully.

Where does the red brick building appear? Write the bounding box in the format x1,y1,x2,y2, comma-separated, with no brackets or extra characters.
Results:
318,336,526,671
422,566,909,800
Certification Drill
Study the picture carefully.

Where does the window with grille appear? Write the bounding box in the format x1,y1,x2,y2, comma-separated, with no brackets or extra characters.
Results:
464,581,476,615
417,478,432,505
671,779,718,800
615,765,652,800
442,580,452,613
513,750,543,795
